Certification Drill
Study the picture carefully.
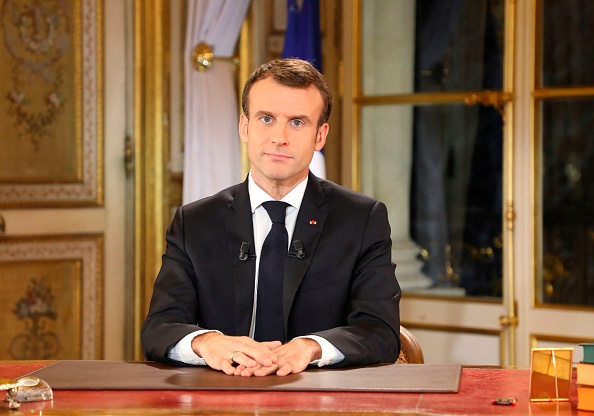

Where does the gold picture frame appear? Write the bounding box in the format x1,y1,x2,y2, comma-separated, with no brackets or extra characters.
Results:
529,347,573,402
0,0,103,207
0,234,103,360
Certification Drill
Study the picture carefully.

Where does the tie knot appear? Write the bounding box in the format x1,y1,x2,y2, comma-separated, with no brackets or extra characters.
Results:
262,201,288,224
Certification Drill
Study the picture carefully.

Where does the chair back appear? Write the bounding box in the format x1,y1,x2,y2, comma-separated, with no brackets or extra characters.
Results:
396,325,424,364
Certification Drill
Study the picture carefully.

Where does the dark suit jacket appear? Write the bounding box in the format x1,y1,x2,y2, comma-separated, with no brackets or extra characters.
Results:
141,173,401,367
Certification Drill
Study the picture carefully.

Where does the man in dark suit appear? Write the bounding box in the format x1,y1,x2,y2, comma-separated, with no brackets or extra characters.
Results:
141,58,401,377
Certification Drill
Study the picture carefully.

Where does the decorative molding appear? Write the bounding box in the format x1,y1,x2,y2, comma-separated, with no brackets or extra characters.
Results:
0,234,104,359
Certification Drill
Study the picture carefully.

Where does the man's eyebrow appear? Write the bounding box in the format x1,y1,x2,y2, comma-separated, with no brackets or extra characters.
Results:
290,114,311,121
253,110,273,118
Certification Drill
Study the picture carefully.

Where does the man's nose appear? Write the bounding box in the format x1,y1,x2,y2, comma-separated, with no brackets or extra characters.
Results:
271,126,288,145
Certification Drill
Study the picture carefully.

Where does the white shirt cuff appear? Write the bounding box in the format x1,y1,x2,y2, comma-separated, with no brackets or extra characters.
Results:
167,329,221,365
298,335,345,367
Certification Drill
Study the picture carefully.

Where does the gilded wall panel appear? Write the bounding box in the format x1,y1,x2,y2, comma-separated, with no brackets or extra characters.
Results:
0,0,103,207
0,235,103,359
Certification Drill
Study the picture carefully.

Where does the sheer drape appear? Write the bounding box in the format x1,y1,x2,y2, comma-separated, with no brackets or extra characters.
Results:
183,0,251,204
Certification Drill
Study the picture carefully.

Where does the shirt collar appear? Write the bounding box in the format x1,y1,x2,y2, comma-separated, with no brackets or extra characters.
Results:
248,172,308,213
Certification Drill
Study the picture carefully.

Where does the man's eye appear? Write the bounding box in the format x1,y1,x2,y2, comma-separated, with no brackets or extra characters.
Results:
261,116,273,123
291,120,303,127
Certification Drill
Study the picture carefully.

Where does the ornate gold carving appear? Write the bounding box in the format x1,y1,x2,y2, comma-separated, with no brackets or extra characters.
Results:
190,41,239,72
464,90,513,120
191,42,213,71
10,279,61,359
2,0,70,149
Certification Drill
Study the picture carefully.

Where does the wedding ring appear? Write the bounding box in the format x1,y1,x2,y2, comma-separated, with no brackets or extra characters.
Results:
274,363,278,373
230,351,240,363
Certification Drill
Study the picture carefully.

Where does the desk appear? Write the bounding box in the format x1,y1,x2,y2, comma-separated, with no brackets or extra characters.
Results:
0,361,585,415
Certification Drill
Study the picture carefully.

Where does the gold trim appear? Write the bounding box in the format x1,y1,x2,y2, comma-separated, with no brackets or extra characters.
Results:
95,0,105,207
498,0,517,367
351,0,362,191
133,0,170,360
534,0,544,89
531,333,594,349
356,91,510,106
534,86,594,98
401,321,500,337
533,302,594,313
75,0,83,183
239,11,251,177
531,0,542,309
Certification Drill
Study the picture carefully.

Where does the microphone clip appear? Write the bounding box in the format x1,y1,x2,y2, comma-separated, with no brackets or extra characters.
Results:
239,242,253,261
288,240,305,259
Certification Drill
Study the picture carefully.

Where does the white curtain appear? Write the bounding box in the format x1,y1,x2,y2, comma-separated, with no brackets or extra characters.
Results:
183,0,251,204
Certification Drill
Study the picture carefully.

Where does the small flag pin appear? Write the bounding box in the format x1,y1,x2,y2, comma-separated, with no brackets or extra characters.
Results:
309,220,317,225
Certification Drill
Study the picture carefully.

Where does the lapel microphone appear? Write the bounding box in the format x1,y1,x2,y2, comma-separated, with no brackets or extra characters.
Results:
240,240,305,260
288,240,305,259
239,242,253,261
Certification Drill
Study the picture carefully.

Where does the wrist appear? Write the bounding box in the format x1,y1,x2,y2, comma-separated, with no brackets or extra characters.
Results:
301,337,322,362
191,331,218,358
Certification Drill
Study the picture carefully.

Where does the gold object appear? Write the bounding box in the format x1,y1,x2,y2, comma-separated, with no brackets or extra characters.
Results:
464,90,513,120
0,215,5,234
191,42,214,71
124,135,135,177
0,378,20,409
529,348,573,402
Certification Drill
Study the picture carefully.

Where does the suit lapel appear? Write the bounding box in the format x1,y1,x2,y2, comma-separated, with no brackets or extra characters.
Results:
283,173,328,328
225,179,256,336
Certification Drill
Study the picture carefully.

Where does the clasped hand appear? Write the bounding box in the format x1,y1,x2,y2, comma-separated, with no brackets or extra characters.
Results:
191,332,321,376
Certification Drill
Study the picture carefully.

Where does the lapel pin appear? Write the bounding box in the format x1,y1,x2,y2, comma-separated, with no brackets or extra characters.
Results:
309,220,317,225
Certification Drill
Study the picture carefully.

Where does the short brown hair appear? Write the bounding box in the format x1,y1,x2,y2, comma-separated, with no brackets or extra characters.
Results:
241,58,332,129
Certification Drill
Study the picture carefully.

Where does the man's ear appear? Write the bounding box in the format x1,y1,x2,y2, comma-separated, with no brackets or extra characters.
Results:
239,114,249,143
314,123,329,151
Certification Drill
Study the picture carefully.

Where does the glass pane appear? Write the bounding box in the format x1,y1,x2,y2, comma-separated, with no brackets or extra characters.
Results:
540,98,594,306
541,0,594,88
360,103,504,298
361,0,505,95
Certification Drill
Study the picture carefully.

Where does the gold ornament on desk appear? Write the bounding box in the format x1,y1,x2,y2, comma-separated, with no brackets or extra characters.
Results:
191,42,214,71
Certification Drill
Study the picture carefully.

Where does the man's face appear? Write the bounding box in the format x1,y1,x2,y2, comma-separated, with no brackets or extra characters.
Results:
239,77,328,190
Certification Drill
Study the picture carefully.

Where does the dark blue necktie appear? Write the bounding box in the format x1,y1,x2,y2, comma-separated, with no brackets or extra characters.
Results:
254,201,289,342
